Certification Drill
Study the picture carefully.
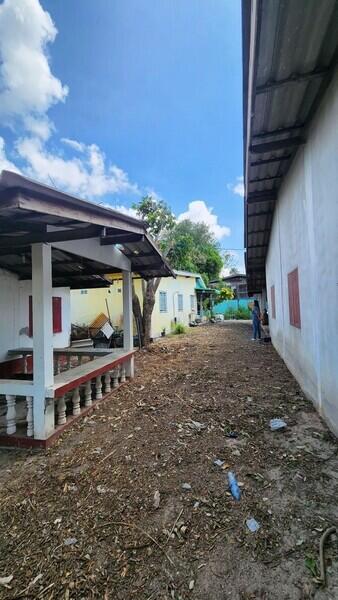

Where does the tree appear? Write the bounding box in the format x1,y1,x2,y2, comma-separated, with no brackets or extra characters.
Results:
166,220,223,283
131,197,226,345
214,285,234,303
132,196,175,346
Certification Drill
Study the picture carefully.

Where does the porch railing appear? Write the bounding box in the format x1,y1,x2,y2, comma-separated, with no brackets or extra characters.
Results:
0,350,134,440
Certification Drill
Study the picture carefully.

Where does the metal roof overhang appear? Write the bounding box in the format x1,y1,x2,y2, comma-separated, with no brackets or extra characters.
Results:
0,170,174,286
242,0,338,294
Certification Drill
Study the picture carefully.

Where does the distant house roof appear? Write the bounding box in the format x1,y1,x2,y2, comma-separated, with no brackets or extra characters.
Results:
242,0,338,294
173,269,201,278
0,170,174,286
173,270,213,291
195,276,214,293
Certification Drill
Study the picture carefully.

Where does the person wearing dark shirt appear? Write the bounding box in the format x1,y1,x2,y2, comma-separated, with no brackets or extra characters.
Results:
251,299,261,340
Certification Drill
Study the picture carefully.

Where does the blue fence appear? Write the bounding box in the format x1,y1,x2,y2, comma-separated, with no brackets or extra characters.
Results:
213,298,251,315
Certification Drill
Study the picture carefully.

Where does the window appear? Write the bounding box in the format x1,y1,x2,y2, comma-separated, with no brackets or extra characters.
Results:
177,293,183,311
270,285,276,319
287,268,301,328
29,296,62,336
159,291,168,312
80,289,88,295
190,294,196,311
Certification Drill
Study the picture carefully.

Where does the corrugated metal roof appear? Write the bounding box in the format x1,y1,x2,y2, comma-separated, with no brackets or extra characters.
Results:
0,170,174,284
242,0,338,294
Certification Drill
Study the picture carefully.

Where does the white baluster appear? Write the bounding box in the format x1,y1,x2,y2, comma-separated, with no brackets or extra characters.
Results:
104,371,111,393
95,375,103,399
120,365,126,383
84,380,92,407
23,356,28,375
57,395,67,425
66,356,71,371
55,356,61,375
113,367,119,388
6,395,16,435
72,387,81,416
26,396,33,436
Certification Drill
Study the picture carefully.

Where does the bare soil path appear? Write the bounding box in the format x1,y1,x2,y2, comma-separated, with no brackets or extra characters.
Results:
0,322,337,600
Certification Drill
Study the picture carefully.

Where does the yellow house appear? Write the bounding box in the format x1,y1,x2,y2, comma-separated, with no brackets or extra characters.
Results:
71,270,203,339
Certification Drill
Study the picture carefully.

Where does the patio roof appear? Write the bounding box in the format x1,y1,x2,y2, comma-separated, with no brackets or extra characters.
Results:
242,0,338,294
0,170,174,286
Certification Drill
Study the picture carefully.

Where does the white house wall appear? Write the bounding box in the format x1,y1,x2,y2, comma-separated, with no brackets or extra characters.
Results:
0,268,71,361
266,70,338,435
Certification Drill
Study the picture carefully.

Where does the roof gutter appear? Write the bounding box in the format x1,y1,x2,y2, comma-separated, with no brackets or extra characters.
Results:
242,0,262,264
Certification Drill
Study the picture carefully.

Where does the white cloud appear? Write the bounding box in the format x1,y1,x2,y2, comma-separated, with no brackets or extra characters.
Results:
0,1,146,203
227,176,245,198
0,136,21,174
144,187,163,203
177,200,231,240
111,205,138,218
16,136,140,198
61,138,86,153
0,0,68,138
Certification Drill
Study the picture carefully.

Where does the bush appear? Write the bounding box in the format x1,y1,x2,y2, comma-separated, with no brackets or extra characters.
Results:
224,307,251,320
173,323,186,334
235,307,251,319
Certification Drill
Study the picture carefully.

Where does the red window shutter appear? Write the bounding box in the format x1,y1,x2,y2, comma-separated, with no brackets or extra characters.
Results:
287,268,301,328
271,285,276,319
29,296,62,335
28,295,33,337
53,297,62,333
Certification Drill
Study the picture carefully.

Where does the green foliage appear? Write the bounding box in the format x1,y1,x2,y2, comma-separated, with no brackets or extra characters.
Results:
215,285,234,303
166,220,223,283
223,306,251,320
132,195,176,241
236,306,251,319
173,323,186,334
132,198,228,284
304,556,320,580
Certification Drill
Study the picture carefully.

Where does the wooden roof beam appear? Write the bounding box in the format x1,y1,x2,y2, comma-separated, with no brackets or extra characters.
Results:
249,175,282,183
0,225,101,248
256,67,329,94
133,262,166,272
252,124,305,140
250,137,305,153
251,155,291,166
247,228,270,234
247,190,277,204
0,220,47,234
100,233,144,246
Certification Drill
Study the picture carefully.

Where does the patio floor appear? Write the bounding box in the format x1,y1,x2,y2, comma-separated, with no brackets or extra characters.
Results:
0,322,337,599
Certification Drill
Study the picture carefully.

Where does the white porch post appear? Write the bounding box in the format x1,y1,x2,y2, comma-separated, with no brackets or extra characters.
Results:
122,270,134,378
32,243,55,439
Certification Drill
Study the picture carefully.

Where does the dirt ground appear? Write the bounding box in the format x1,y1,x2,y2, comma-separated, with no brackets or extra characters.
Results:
0,322,338,600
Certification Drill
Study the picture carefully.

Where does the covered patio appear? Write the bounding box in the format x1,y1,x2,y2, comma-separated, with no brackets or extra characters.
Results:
0,170,173,447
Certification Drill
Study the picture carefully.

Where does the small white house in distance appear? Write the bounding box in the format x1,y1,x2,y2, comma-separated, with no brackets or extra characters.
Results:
71,270,210,339
242,1,338,434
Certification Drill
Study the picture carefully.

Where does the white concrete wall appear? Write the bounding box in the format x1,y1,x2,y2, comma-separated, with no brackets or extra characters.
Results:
266,70,338,435
0,268,71,361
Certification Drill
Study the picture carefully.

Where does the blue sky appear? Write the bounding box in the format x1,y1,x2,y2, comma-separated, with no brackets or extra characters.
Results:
0,0,244,270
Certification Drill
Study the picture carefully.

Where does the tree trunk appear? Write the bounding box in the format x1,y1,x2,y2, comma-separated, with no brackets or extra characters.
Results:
132,277,162,347
132,281,144,346
142,280,156,346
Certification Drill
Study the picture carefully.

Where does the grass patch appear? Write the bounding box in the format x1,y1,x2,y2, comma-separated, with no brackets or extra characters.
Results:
173,323,186,335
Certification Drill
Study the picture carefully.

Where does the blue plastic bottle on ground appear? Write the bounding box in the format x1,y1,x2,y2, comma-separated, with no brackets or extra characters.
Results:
228,471,241,500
